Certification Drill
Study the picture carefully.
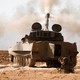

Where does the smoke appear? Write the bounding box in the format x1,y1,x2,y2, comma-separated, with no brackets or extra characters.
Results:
1,0,80,36
5,0,80,37
0,0,60,37
54,13,80,34
39,0,58,13
6,0,59,35
5,0,43,35
6,14,42,34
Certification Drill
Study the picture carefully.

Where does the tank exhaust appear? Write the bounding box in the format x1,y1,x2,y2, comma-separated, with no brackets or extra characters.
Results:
45,13,50,31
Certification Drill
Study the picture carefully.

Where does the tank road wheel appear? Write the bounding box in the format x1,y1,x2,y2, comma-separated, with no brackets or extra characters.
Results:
27,57,35,67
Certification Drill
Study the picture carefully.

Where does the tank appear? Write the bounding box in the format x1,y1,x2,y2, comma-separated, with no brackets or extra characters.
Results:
9,13,78,73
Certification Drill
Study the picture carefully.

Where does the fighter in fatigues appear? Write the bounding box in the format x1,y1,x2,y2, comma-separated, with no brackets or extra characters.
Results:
62,57,74,73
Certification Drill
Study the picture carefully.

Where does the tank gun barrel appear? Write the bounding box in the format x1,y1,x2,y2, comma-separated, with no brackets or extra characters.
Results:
45,13,50,31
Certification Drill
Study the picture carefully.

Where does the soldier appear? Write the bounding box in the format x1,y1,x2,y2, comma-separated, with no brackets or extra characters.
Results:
62,57,74,73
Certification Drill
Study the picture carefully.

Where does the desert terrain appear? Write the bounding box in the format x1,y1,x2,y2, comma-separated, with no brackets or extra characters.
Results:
0,51,80,80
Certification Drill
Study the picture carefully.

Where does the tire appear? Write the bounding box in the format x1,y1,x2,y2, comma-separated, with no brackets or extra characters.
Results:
27,57,35,67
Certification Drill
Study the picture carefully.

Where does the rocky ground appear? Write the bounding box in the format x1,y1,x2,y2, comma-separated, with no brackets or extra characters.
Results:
0,51,80,80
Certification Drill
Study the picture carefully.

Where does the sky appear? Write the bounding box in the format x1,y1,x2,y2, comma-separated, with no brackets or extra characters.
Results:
0,0,27,19
0,0,80,51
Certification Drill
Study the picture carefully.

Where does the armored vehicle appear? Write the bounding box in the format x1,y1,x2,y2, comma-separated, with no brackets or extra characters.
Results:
9,13,78,73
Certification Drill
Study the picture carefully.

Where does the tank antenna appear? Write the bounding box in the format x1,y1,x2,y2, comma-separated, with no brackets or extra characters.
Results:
45,13,50,31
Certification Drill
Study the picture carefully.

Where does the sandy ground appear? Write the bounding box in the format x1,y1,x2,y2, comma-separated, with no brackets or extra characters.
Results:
0,53,80,80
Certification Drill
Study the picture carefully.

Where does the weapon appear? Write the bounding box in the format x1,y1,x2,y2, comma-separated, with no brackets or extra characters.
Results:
45,13,50,30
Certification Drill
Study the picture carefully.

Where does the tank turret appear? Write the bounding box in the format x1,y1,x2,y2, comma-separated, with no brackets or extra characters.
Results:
24,13,63,42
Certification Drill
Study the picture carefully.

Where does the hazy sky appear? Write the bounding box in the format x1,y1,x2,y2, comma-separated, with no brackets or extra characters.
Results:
0,0,80,51
0,0,28,49
0,0,27,19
